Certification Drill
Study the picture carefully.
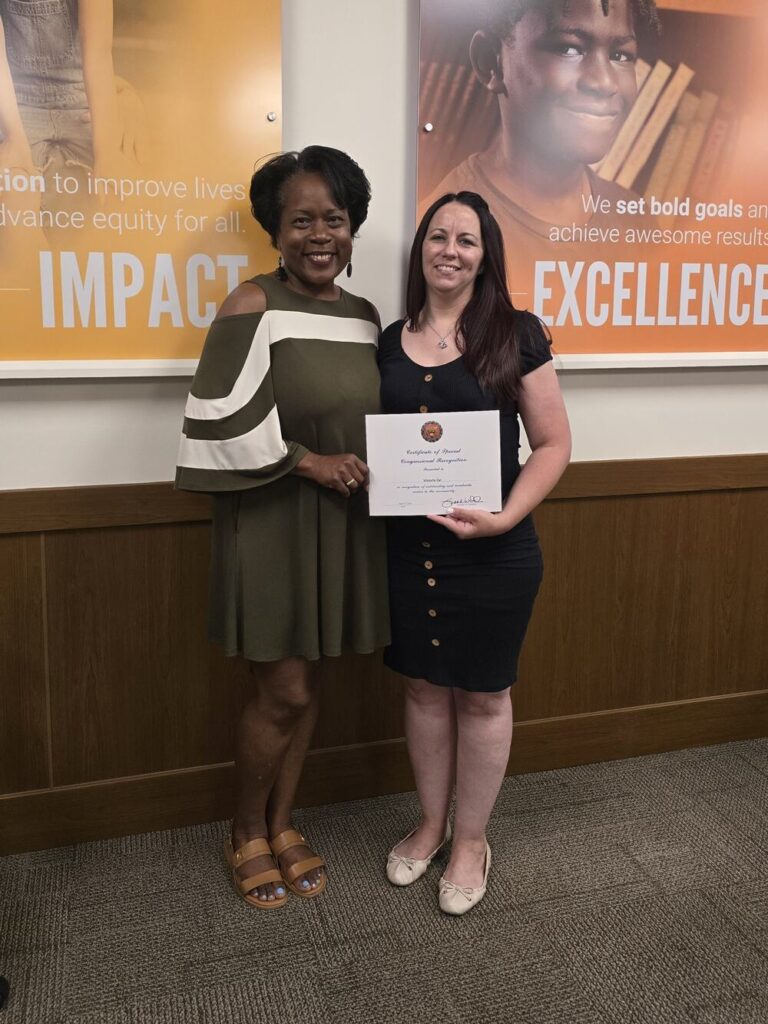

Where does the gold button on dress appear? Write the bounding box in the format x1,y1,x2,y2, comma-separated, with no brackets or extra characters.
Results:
378,315,549,691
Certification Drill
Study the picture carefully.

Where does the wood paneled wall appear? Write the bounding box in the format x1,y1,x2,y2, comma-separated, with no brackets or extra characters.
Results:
2,455,767,854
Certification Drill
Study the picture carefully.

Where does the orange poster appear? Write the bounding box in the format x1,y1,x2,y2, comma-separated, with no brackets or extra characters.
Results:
418,0,768,356
0,0,280,367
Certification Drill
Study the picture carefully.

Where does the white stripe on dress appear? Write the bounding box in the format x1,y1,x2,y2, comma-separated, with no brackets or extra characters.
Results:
177,405,289,471
184,310,377,422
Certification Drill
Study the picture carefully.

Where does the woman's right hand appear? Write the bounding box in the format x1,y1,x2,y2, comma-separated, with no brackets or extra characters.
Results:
295,451,369,497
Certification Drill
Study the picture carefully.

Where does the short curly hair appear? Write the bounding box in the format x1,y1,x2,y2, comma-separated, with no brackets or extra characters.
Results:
484,0,660,39
249,146,372,246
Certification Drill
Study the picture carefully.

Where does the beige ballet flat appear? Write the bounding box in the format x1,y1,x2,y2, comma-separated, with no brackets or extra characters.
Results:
438,841,491,915
386,821,452,886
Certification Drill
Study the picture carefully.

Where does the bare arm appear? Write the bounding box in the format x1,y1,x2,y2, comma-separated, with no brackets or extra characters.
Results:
0,17,34,171
214,280,267,319
495,360,571,529
428,361,571,538
78,0,123,174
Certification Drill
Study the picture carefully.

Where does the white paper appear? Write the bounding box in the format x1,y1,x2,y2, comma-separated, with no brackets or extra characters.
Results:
365,410,501,516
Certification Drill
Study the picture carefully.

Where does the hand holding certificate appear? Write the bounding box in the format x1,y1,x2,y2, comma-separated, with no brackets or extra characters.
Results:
365,410,501,516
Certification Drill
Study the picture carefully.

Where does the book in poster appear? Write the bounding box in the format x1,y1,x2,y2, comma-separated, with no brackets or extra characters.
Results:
418,0,768,355
0,0,280,365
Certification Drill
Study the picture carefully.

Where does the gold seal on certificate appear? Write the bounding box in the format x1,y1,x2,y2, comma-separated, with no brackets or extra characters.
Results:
365,411,501,516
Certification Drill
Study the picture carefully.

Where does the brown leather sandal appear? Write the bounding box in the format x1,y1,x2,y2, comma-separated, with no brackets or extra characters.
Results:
270,828,327,898
224,836,288,909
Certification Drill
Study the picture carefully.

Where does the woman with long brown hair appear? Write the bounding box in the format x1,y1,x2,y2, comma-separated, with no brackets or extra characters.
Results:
379,191,571,914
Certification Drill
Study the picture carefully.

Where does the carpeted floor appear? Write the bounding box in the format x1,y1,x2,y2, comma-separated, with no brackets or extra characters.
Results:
1,738,767,1024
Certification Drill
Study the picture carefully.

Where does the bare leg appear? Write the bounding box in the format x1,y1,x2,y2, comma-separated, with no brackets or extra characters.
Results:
392,676,456,859
444,687,513,888
266,680,325,892
231,657,319,903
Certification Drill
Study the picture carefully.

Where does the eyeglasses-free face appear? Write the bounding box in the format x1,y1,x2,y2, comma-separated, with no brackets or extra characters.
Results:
495,0,639,168
276,172,353,300
421,202,485,302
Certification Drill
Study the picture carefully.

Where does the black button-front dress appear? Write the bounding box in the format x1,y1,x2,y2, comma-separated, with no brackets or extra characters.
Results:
378,317,552,692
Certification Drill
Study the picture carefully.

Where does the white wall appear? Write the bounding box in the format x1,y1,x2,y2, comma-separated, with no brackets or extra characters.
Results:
0,377,190,489
1,0,766,490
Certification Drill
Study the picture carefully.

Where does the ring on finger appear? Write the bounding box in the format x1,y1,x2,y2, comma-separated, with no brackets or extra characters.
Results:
345,478,357,488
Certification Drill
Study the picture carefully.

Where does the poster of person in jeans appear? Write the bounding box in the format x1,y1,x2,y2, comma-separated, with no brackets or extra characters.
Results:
0,0,281,364
0,0,142,204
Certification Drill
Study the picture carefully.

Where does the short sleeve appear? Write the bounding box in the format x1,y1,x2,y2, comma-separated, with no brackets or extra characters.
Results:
175,312,308,493
518,311,553,377
377,318,405,367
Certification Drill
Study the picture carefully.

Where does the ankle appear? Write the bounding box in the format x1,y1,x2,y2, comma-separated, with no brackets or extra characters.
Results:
232,818,268,842
420,813,449,833
451,833,487,852
267,819,293,839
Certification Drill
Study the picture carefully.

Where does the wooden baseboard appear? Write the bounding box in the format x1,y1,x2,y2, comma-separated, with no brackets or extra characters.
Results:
3,689,765,855
507,689,768,773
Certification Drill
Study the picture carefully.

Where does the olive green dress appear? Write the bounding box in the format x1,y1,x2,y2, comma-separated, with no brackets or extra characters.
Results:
176,273,389,662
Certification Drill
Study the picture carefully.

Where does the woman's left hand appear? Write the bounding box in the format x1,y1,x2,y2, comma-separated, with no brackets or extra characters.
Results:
426,507,510,539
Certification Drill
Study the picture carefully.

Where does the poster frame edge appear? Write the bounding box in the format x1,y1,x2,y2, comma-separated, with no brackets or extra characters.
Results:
554,353,768,370
2,352,767,379
0,360,198,380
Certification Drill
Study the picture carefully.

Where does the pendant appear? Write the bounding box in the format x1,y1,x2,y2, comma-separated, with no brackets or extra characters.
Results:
438,339,448,349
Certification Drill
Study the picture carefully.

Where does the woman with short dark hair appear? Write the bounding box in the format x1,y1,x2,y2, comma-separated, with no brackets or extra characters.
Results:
380,190,571,914
177,145,389,908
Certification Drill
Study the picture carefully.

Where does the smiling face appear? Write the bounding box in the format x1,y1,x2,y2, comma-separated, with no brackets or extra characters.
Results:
421,202,485,302
498,0,638,167
275,172,353,299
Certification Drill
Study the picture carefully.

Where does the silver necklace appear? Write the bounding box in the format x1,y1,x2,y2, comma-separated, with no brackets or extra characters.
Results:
424,319,454,350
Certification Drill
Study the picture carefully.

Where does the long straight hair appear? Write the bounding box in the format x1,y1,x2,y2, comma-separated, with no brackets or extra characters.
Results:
405,191,545,404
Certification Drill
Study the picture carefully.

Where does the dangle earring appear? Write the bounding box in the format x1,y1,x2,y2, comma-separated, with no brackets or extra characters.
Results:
346,262,353,278
276,255,288,281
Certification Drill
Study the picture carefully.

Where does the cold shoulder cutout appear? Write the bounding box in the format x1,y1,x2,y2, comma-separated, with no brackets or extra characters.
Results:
214,280,267,320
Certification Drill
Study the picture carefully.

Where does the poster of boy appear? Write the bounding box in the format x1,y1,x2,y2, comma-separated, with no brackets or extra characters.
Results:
419,0,768,354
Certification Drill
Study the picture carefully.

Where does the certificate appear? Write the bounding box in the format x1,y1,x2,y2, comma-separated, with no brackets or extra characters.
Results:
365,411,501,516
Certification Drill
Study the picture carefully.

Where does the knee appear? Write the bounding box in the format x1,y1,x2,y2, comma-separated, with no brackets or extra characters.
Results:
272,684,314,725
259,685,314,728
404,677,452,711
255,661,316,726
453,688,511,720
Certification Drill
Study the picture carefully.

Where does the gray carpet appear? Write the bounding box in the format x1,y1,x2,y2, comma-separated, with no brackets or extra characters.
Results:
2,739,768,1024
